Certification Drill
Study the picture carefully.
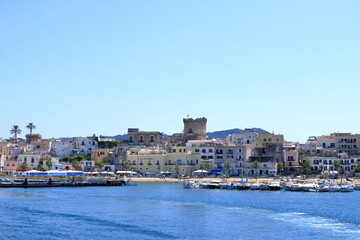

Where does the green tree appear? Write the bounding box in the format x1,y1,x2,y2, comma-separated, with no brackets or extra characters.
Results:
97,161,105,171
10,125,22,143
277,161,284,174
224,161,231,178
334,160,341,173
26,122,36,143
302,160,312,175
123,161,130,171
199,162,206,178
253,160,259,178
46,158,52,170
20,161,28,171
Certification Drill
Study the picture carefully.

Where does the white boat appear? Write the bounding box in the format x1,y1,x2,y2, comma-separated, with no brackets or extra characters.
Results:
208,180,221,189
289,183,303,191
199,181,209,189
227,182,238,190
124,179,138,186
259,182,269,190
302,182,318,192
329,185,341,192
352,182,360,190
250,182,261,190
184,179,200,189
340,184,353,192
268,180,281,190
219,181,229,189
317,185,330,192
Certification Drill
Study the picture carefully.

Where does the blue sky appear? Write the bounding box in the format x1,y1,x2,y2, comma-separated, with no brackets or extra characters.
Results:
1,1,359,142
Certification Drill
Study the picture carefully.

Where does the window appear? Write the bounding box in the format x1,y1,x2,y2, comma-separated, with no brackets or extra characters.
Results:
195,149,199,153
139,136,144,142
238,149,242,153
150,136,154,142
264,138,267,142
288,156,294,161
129,136,133,142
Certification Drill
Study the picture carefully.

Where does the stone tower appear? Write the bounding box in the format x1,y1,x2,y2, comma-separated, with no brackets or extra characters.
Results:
183,117,207,141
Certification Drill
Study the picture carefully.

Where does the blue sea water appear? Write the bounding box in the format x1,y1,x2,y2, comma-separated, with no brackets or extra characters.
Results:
0,182,360,240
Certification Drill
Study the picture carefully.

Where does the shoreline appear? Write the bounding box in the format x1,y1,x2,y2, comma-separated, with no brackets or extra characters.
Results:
130,177,358,183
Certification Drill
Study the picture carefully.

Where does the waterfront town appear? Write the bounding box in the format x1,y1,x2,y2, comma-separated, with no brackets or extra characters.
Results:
1,117,359,180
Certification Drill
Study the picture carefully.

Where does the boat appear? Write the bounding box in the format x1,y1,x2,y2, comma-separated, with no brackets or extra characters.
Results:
208,180,221,189
259,182,269,190
353,182,360,191
288,183,303,191
124,179,138,186
317,185,330,192
237,182,251,190
302,182,318,192
340,184,353,192
268,180,281,191
250,182,261,190
227,182,238,190
329,185,341,192
199,181,209,189
219,180,229,189
184,179,200,189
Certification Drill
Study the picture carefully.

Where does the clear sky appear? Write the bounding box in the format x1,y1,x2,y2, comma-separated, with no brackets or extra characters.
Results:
1,1,359,142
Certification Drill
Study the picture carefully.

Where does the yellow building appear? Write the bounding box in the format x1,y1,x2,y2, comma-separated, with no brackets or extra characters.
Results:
331,133,360,156
91,149,110,163
126,146,199,177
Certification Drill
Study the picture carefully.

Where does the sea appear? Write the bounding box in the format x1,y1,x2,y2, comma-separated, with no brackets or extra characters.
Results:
0,182,360,240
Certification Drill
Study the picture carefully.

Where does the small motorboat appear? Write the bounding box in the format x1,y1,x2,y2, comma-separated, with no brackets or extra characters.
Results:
250,182,261,190
268,180,281,191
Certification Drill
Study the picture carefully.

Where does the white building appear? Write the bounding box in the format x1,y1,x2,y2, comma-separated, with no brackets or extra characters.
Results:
72,137,98,155
226,129,259,146
17,154,41,170
51,140,73,157
304,156,360,172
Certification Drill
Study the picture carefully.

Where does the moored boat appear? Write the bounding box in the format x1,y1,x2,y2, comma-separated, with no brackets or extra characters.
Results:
184,179,200,189
250,182,261,190
268,180,281,191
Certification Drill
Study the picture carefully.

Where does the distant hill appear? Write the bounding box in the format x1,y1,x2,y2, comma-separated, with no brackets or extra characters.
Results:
206,128,269,139
113,128,269,141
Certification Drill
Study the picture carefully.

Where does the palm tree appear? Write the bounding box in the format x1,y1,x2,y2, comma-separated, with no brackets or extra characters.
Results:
333,160,343,184
225,161,231,178
26,123,36,143
10,125,22,143
334,160,341,180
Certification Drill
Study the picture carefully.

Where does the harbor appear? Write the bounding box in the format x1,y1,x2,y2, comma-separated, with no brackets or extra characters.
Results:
183,177,360,192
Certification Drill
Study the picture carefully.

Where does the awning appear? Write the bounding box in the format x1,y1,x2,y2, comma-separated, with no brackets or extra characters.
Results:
209,169,222,173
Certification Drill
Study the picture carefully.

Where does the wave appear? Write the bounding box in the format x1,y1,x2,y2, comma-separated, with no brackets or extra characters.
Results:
17,206,177,239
